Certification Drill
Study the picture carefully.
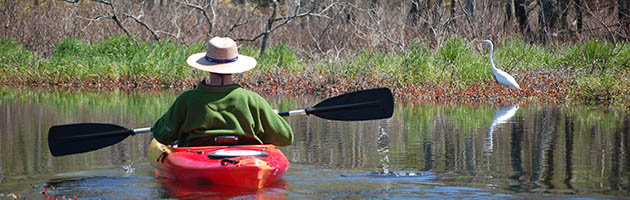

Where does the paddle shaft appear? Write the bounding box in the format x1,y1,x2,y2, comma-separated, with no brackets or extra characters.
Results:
63,127,152,142
277,100,380,117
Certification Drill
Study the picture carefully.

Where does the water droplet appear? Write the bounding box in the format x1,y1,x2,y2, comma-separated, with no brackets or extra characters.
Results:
122,163,135,174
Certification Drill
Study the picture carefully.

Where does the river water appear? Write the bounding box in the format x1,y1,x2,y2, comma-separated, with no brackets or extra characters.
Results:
0,87,628,199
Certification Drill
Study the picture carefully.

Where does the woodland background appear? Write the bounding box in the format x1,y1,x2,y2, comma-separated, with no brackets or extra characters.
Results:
2,0,628,57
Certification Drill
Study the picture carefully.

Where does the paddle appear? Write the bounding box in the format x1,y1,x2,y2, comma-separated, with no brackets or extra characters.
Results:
48,87,394,156
276,87,393,121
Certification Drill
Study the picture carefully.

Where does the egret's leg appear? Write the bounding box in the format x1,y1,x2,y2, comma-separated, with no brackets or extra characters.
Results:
493,77,505,94
493,76,501,92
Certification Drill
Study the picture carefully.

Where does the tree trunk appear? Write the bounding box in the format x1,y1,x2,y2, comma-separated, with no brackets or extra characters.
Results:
465,0,475,17
261,0,279,53
619,0,630,32
558,0,570,30
449,0,456,26
430,0,443,26
506,0,513,20
539,0,558,41
514,0,528,33
575,0,583,33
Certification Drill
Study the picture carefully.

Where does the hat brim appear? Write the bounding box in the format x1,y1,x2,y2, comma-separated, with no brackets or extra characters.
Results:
186,52,257,74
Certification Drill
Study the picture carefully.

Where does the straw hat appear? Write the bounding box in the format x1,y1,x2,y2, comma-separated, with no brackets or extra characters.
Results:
186,37,257,74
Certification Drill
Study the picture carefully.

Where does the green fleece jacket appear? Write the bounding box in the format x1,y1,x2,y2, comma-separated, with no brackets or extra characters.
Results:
152,83,293,146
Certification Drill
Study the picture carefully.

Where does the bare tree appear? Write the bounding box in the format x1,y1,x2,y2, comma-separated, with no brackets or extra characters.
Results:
62,0,137,42
558,0,570,30
429,0,443,27
177,0,217,38
447,0,456,27
233,0,332,53
369,0,379,17
506,0,513,20
6,0,627,59
464,0,474,17
61,0,187,42
124,1,160,41
514,0,529,33
538,0,558,42
575,0,582,33
407,0,426,25
619,0,630,35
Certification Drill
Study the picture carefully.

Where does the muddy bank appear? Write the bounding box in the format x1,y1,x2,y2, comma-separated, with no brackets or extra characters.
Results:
3,68,628,112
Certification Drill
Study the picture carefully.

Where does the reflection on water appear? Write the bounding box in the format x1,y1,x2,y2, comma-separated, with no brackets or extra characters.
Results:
159,179,289,199
0,87,628,199
485,105,519,153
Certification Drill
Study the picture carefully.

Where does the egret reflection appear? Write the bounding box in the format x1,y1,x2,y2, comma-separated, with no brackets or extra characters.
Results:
485,105,519,153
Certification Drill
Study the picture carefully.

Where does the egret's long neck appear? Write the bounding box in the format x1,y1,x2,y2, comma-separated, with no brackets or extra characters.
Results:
487,44,498,73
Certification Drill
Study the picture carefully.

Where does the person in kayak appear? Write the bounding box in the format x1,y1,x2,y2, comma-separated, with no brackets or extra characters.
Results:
152,37,293,147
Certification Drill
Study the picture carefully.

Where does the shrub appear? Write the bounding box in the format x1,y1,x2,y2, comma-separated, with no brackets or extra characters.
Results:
561,39,615,74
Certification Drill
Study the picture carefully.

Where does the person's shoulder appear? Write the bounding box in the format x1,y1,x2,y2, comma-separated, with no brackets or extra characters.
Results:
232,87,265,100
175,88,201,101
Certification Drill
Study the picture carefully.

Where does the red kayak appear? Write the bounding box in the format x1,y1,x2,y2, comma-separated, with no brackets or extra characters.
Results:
148,139,289,189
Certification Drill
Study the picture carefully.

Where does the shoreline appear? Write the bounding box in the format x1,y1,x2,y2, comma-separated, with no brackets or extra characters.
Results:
3,68,628,111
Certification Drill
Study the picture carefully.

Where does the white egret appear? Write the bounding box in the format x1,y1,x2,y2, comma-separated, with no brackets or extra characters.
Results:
481,40,521,90
485,105,519,153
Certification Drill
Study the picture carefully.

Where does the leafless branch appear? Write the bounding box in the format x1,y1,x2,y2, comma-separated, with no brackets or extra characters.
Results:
92,0,112,5
78,15,113,21
177,0,215,36
225,2,262,36
580,0,621,43
124,1,160,41
61,0,136,43
457,0,477,38
111,16,135,42
59,0,111,4
156,4,183,39
233,0,332,53
312,4,345,54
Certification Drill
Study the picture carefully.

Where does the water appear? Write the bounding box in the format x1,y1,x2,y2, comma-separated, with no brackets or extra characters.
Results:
0,87,628,199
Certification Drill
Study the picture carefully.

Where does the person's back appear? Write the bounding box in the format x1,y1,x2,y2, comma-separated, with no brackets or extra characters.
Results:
152,37,293,147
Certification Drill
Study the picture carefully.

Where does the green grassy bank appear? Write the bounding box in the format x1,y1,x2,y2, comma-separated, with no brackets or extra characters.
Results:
1,36,629,107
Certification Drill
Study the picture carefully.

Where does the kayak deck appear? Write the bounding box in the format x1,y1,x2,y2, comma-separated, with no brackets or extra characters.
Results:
148,139,289,189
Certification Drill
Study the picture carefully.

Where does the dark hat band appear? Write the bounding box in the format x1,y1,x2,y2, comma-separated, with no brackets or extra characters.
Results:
205,56,239,64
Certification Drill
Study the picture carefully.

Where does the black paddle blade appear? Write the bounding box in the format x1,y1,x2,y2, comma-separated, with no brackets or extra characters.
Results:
308,87,394,121
48,123,133,156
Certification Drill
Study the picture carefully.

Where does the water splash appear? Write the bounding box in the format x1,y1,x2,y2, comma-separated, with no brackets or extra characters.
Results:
370,171,420,177
377,127,391,175
373,123,423,178
122,163,135,174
